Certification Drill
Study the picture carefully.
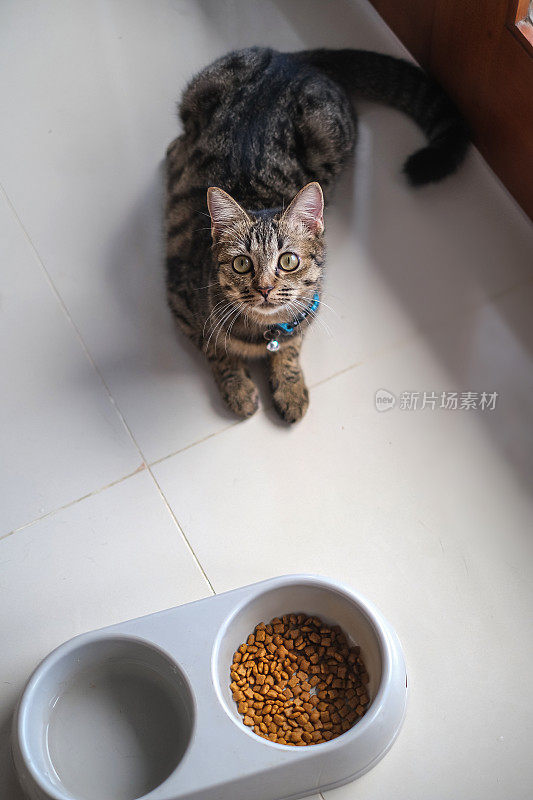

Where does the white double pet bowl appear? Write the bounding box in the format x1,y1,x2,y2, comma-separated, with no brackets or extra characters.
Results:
13,575,407,800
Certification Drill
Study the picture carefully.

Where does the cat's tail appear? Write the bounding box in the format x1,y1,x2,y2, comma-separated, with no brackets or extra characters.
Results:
295,49,469,186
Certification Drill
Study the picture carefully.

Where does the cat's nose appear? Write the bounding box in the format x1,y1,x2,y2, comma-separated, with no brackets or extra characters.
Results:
257,286,274,299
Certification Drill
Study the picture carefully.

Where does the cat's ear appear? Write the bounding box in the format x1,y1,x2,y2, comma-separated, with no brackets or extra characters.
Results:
207,187,250,241
282,182,324,233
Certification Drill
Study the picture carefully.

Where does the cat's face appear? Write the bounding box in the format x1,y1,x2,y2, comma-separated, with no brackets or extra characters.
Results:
207,183,325,320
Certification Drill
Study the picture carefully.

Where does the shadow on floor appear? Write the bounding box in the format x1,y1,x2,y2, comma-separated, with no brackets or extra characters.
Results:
0,712,25,800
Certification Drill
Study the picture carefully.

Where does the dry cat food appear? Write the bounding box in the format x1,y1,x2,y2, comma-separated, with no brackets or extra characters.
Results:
230,613,370,746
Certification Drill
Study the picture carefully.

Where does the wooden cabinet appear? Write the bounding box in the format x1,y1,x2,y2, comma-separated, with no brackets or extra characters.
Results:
370,0,533,219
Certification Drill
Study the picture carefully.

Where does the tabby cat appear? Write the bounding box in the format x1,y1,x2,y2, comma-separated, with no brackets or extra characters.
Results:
165,48,468,422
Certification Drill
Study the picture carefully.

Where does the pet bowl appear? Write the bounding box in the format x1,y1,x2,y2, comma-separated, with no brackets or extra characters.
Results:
13,575,407,800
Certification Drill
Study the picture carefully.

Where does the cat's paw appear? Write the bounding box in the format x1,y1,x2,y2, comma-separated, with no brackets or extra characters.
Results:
271,381,309,423
219,374,259,419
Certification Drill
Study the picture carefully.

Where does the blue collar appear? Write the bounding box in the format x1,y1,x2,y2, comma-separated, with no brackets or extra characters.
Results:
264,292,320,352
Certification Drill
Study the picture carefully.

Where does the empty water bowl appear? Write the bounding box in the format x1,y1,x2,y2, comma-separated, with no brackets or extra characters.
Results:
13,636,194,800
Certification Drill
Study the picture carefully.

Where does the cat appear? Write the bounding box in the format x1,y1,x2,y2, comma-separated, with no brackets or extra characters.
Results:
165,47,468,422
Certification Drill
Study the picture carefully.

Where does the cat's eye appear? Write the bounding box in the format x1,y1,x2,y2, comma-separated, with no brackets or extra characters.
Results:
278,252,300,271
232,255,253,274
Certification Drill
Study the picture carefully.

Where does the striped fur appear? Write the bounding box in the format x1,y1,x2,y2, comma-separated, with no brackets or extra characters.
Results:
166,47,468,422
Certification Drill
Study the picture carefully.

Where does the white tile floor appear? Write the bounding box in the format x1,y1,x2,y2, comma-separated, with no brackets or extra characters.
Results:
1,2,532,799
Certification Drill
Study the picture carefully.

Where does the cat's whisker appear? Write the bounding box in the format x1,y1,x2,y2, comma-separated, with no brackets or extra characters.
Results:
215,302,242,353
224,303,246,354
291,298,333,338
302,303,337,332
224,310,240,353
316,288,349,310
203,301,236,346
202,299,232,338
205,314,230,353
203,301,227,325
192,281,221,292
301,295,340,319
205,295,227,309
286,300,322,339
205,301,235,337
304,308,333,338
207,302,240,352
239,304,252,330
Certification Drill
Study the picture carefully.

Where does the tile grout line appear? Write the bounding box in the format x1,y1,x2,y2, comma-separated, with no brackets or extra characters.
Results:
310,361,364,391
4,174,531,434
148,420,241,468
3,182,532,543
147,466,216,595
2,460,216,598
0,183,217,591
0,179,258,554
0,466,147,542
0,181,145,458
2,420,240,541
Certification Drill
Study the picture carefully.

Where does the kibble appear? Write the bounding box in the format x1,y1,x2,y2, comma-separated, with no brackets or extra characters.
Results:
230,614,370,746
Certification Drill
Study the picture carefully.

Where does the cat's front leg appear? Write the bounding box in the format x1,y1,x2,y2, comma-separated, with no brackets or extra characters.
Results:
207,350,259,419
268,340,309,423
